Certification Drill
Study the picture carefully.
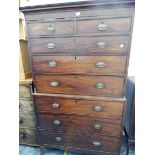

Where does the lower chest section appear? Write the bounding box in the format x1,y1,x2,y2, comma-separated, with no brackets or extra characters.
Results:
33,94,125,154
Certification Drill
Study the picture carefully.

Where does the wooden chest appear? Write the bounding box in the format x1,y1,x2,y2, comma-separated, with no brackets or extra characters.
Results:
20,0,135,154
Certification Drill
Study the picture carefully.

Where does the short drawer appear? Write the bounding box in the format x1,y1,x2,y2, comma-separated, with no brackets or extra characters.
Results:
19,85,32,98
34,75,125,97
19,99,34,112
37,114,122,137
32,55,127,75
19,128,36,144
19,113,36,128
33,95,124,118
38,130,120,153
77,17,131,34
28,20,74,36
29,36,129,55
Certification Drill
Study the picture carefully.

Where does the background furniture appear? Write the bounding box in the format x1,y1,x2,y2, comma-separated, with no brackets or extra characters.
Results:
20,1,135,154
19,11,32,80
19,79,38,146
19,11,37,145
124,76,135,155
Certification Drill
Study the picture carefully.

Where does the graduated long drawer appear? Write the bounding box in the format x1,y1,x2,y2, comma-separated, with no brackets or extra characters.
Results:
33,95,124,118
32,55,127,76
38,129,120,153
34,75,125,97
29,36,129,55
36,114,122,137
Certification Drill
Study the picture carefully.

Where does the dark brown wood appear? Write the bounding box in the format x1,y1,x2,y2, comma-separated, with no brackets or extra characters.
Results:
20,0,134,14
34,75,125,97
27,17,132,36
28,20,74,36
32,90,126,102
33,95,124,118
38,129,120,153
21,0,135,154
36,114,122,137
32,55,127,75
77,17,131,34
29,36,129,55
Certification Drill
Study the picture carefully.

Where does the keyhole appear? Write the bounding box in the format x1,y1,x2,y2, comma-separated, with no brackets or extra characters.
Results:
75,57,76,60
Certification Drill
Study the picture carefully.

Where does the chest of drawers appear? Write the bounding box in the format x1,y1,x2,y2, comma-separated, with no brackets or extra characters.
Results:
20,0,135,154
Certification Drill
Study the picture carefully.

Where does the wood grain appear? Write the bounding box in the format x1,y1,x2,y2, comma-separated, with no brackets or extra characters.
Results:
34,75,125,97
21,0,135,153
36,113,122,137
38,129,120,153
29,36,129,55
77,17,131,34
28,20,74,36
24,7,134,21
33,95,124,118
32,55,127,75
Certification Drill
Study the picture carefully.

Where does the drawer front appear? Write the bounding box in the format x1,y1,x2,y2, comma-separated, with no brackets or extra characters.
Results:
35,75,124,97
25,8,134,21
19,128,36,144
32,55,127,75
77,17,131,34
29,36,129,55
39,130,120,153
19,100,34,112
19,85,32,98
34,96,124,118
37,114,122,137
28,20,74,36
19,113,36,128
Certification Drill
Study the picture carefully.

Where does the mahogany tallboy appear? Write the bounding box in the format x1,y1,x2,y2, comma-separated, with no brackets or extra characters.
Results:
20,0,135,154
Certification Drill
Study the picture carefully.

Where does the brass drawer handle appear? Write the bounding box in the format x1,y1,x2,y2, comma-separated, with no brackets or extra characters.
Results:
93,106,102,112
55,137,62,142
20,132,25,139
19,118,23,124
48,61,57,68
94,123,102,130
96,62,106,68
96,83,104,89
47,43,55,49
53,120,61,126
47,25,55,32
97,23,107,31
92,141,102,147
96,42,107,48
50,81,59,87
52,103,60,109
